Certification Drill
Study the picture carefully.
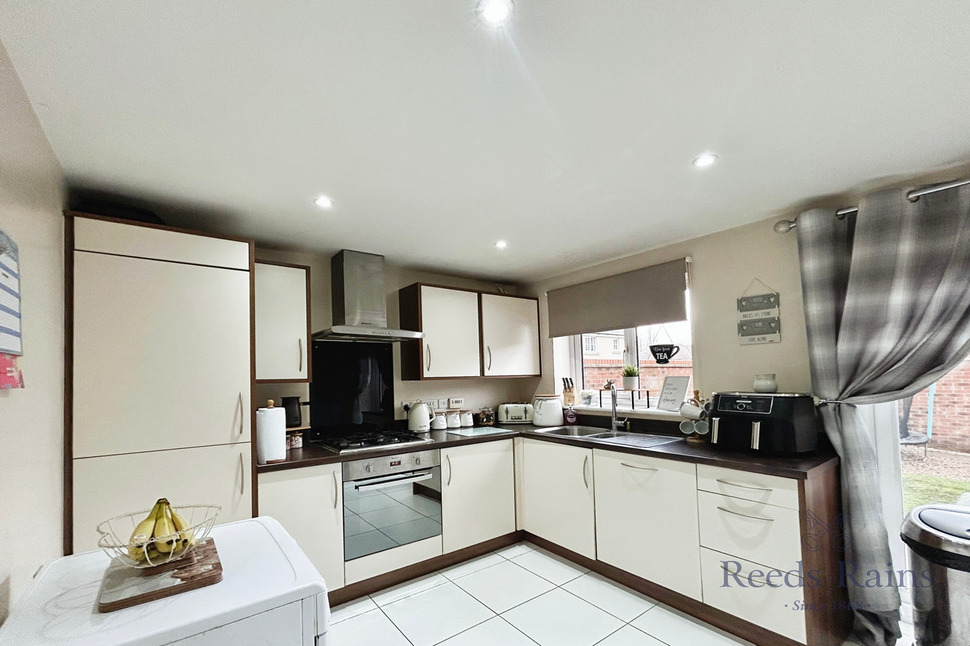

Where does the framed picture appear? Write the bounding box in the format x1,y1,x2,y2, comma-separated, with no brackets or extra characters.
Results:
657,376,691,411
0,229,22,356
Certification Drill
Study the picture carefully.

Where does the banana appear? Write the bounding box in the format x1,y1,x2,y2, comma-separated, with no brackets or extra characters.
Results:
127,500,164,561
153,500,179,554
169,505,196,551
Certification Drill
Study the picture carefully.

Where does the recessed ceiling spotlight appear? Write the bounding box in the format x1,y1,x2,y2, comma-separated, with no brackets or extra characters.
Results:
495,240,509,249
692,153,718,168
314,195,334,209
478,0,514,26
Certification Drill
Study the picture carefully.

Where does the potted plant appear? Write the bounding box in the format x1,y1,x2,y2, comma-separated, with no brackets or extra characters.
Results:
620,365,639,390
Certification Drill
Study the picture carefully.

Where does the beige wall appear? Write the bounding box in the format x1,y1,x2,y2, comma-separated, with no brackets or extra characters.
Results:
253,249,538,421
0,43,65,623
527,216,812,399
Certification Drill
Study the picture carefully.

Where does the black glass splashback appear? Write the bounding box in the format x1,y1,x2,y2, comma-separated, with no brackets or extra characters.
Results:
309,340,395,443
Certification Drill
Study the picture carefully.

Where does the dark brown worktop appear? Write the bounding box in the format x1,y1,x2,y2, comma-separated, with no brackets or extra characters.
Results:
257,425,837,479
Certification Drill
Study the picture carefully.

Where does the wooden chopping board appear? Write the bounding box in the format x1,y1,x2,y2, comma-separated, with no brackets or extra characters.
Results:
97,538,223,613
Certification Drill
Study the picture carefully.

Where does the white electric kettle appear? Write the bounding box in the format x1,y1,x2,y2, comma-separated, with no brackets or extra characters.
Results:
407,401,435,432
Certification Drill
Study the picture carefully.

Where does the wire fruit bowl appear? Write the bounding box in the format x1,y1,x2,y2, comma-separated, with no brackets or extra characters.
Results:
97,503,221,569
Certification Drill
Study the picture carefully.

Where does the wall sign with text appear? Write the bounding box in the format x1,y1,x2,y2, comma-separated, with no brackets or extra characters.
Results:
0,229,24,389
737,292,781,345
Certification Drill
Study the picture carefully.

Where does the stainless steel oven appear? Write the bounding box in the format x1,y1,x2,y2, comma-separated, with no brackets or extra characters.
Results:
342,449,442,561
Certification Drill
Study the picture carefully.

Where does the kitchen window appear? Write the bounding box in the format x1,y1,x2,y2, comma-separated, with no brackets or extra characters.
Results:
569,320,693,411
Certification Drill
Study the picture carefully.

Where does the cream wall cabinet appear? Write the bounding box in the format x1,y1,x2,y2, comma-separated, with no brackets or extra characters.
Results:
400,284,481,379
73,443,251,553
480,294,540,377
519,438,595,558
399,284,541,380
593,449,702,600
441,440,516,553
69,214,253,554
254,261,310,382
259,464,344,590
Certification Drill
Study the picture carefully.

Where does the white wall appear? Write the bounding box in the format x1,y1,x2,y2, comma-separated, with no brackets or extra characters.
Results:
0,42,65,623
253,249,538,420
527,216,811,399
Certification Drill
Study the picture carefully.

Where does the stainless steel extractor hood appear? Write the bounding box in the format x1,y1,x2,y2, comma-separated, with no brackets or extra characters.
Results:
313,250,424,342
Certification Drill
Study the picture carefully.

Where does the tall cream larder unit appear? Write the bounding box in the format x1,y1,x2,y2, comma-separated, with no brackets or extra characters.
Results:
67,213,254,554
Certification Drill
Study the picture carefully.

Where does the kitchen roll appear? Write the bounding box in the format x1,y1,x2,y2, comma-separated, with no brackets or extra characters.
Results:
256,405,287,465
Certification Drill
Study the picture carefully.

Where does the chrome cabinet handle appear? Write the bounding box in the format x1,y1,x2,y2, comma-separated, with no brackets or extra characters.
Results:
298,338,303,373
717,506,775,522
715,478,772,492
446,454,453,486
582,455,589,490
238,452,245,495
486,346,492,370
237,393,244,436
426,345,432,373
621,462,658,472
332,471,338,509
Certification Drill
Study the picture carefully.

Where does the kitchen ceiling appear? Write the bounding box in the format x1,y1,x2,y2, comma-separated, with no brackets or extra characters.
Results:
2,2,970,282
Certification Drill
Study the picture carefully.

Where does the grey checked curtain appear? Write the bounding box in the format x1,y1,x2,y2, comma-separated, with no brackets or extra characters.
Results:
796,184,970,645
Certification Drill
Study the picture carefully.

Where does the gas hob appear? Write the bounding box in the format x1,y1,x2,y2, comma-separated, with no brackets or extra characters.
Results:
313,430,433,454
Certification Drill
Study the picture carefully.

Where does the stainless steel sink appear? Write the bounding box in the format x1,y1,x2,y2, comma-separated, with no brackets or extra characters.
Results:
533,427,681,449
533,426,605,437
595,434,680,448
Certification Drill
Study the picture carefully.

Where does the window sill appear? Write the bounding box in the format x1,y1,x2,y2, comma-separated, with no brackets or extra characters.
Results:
571,405,682,422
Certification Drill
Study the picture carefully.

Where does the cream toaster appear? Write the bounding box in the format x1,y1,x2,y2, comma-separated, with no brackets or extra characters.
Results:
497,403,534,424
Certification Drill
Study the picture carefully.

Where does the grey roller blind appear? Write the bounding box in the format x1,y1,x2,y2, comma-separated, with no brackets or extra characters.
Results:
546,258,688,338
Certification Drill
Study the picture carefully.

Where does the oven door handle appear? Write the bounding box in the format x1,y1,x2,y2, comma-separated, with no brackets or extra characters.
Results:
354,471,434,492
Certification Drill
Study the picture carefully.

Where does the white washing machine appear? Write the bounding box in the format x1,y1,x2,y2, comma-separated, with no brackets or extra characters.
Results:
0,516,330,645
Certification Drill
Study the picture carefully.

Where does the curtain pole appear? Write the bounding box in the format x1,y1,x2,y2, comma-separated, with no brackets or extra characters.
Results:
774,177,970,233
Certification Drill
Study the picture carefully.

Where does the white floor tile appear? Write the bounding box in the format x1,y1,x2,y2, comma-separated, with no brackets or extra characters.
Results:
327,608,411,646
438,616,539,646
631,605,753,646
381,582,494,646
594,625,667,646
440,552,508,581
329,596,378,624
453,560,555,613
370,572,449,607
502,588,624,646
562,572,657,622
495,542,535,559
511,547,589,585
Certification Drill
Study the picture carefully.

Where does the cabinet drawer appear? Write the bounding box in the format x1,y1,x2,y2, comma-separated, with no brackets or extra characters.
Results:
697,491,802,571
697,464,799,510
700,548,807,643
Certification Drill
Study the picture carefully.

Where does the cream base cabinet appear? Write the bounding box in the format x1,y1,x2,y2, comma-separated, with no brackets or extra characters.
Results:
254,262,310,381
259,464,344,590
400,284,481,379
593,449,702,600
73,443,251,553
442,441,515,553
519,439,595,558
480,294,540,376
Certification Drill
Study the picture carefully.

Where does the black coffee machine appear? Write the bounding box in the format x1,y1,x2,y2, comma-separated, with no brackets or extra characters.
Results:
709,392,818,455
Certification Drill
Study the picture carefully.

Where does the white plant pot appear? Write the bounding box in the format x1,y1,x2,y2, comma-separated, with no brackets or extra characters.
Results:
622,376,639,391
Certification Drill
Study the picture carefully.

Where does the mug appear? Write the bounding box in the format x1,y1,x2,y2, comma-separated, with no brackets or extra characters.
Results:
650,344,680,364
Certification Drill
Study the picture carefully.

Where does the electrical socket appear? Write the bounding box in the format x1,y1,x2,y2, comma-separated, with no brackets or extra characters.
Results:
448,397,465,408
437,398,449,410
